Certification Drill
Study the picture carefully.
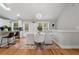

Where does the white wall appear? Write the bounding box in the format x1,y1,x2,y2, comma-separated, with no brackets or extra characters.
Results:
57,4,79,30
53,30,79,48
0,18,10,27
49,20,57,30
54,4,79,48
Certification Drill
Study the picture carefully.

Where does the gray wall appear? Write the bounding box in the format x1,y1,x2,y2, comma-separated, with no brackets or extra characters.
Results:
56,4,79,30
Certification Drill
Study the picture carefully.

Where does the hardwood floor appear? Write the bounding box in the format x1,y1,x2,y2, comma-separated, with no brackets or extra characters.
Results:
0,48,79,55
0,37,79,55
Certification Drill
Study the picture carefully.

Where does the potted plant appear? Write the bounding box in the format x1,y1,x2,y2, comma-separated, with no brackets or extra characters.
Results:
2,25,8,31
37,24,42,32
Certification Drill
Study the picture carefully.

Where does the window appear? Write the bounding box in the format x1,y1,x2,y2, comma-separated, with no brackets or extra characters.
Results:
37,21,49,31
22,21,49,32
13,21,19,30
25,23,29,31
43,22,48,31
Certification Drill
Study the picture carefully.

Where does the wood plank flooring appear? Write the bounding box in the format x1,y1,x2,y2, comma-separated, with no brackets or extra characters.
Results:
0,48,79,55
0,37,79,55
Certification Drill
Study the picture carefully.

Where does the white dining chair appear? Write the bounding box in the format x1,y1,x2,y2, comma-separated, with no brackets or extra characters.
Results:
45,31,53,44
34,32,45,43
34,32,45,49
26,34,34,45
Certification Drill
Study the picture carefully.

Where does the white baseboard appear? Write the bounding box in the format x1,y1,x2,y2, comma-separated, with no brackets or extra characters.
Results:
53,40,79,48
60,45,79,48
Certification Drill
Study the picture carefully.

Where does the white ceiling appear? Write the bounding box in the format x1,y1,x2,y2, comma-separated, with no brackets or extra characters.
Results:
0,3,68,20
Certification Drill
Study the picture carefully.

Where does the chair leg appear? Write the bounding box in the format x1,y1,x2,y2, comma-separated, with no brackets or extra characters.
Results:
10,37,16,45
7,38,9,48
13,37,16,44
40,42,45,50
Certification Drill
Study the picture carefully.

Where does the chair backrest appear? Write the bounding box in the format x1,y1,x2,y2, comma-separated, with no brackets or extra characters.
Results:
8,32,14,38
14,31,19,36
26,34,34,44
34,32,45,43
27,34,34,40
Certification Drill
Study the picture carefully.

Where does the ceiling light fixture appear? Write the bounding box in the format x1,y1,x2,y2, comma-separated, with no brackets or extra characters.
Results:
17,14,20,17
36,13,42,19
0,3,11,11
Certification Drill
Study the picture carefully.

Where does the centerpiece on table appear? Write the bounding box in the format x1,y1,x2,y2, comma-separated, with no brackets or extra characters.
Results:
37,24,42,34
